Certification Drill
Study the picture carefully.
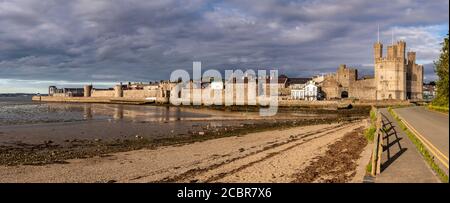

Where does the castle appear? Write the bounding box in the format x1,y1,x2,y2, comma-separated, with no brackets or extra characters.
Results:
320,40,423,100
45,39,424,103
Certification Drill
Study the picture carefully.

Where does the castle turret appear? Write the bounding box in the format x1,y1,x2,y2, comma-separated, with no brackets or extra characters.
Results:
405,51,423,100
114,85,123,97
374,42,383,60
336,64,357,88
83,85,92,97
397,40,406,61
416,65,423,100
49,86,57,96
407,52,416,64
387,44,397,59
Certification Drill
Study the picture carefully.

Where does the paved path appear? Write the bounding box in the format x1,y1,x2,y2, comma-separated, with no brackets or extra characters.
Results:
375,109,440,183
394,107,449,164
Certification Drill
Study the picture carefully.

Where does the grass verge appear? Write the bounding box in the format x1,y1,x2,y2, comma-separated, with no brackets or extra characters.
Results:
364,107,377,174
366,162,372,174
364,107,377,143
428,104,449,114
388,107,448,183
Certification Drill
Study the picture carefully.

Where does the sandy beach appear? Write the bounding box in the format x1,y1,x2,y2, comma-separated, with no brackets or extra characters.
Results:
0,119,371,183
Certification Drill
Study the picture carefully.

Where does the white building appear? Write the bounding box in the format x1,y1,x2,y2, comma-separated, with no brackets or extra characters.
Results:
290,81,318,101
304,81,318,101
291,84,305,100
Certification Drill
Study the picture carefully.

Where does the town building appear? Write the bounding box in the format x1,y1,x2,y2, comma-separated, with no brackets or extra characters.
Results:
423,82,436,101
48,86,84,97
287,77,311,89
290,80,319,101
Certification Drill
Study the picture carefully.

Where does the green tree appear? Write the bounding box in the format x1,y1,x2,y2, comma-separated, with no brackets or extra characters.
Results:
433,34,449,107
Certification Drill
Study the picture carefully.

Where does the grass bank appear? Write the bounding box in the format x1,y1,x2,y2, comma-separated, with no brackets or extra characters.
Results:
364,108,377,142
427,104,449,114
364,107,378,174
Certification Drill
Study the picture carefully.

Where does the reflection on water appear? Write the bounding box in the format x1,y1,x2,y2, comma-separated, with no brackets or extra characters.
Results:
0,96,211,126
86,104,211,122
0,96,344,127
0,96,360,144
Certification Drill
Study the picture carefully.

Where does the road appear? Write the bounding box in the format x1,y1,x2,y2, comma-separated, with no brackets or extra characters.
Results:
394,106,449,169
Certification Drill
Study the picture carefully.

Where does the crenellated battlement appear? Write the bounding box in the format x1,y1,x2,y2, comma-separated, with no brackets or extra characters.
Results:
374,40,406,61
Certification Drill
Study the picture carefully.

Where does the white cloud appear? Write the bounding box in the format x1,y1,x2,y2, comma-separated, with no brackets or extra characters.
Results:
392,25,447,64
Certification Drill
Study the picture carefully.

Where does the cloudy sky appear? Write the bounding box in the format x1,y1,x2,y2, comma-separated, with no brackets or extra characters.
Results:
0,0,448,93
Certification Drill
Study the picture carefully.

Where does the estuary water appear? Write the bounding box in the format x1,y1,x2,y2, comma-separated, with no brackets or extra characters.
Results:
0,95,358,145
0,95,211,126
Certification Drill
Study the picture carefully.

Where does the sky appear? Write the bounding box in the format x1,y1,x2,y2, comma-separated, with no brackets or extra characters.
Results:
0,0,448,93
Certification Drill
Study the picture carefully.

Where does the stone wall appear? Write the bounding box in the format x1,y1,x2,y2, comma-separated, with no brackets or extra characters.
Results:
52,93,66,97
348,78,376,100
406,52,424,100
279,100,338,107
91,90,115,97
123,89,159,98
336,64,357,87
321,76,341,99
172,83,277,106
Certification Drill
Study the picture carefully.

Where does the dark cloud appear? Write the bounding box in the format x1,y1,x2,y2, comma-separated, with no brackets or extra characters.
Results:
0,0,448,92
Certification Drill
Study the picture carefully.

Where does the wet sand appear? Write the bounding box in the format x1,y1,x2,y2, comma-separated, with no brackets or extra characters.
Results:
0,103,369,166
0,119,370,183
0,101,372,182
0,116,364,166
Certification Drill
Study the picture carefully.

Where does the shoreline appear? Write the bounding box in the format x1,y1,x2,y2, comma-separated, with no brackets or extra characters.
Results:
0,116,364,166
32,95,413,108
0,119,370,183
1,99,373,182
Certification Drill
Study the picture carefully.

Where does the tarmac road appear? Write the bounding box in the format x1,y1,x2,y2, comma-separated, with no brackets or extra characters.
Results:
394,106,449,170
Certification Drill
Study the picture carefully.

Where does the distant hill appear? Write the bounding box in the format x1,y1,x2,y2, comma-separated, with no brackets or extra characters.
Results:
0,93,47,97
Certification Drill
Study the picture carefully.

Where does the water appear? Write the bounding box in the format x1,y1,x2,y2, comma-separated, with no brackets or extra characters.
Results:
0,95,355,144
0,95,211,126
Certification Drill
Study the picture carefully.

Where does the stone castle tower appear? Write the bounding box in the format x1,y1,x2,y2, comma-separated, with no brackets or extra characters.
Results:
373,40,423,100
406,52,424,100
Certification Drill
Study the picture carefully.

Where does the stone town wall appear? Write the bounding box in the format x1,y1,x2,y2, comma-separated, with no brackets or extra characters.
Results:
52,93,66,97
320,76,341,99
173,83,276,106
348,79,376,100
123,89,159,98
91,90,115,97
279,100,338,107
